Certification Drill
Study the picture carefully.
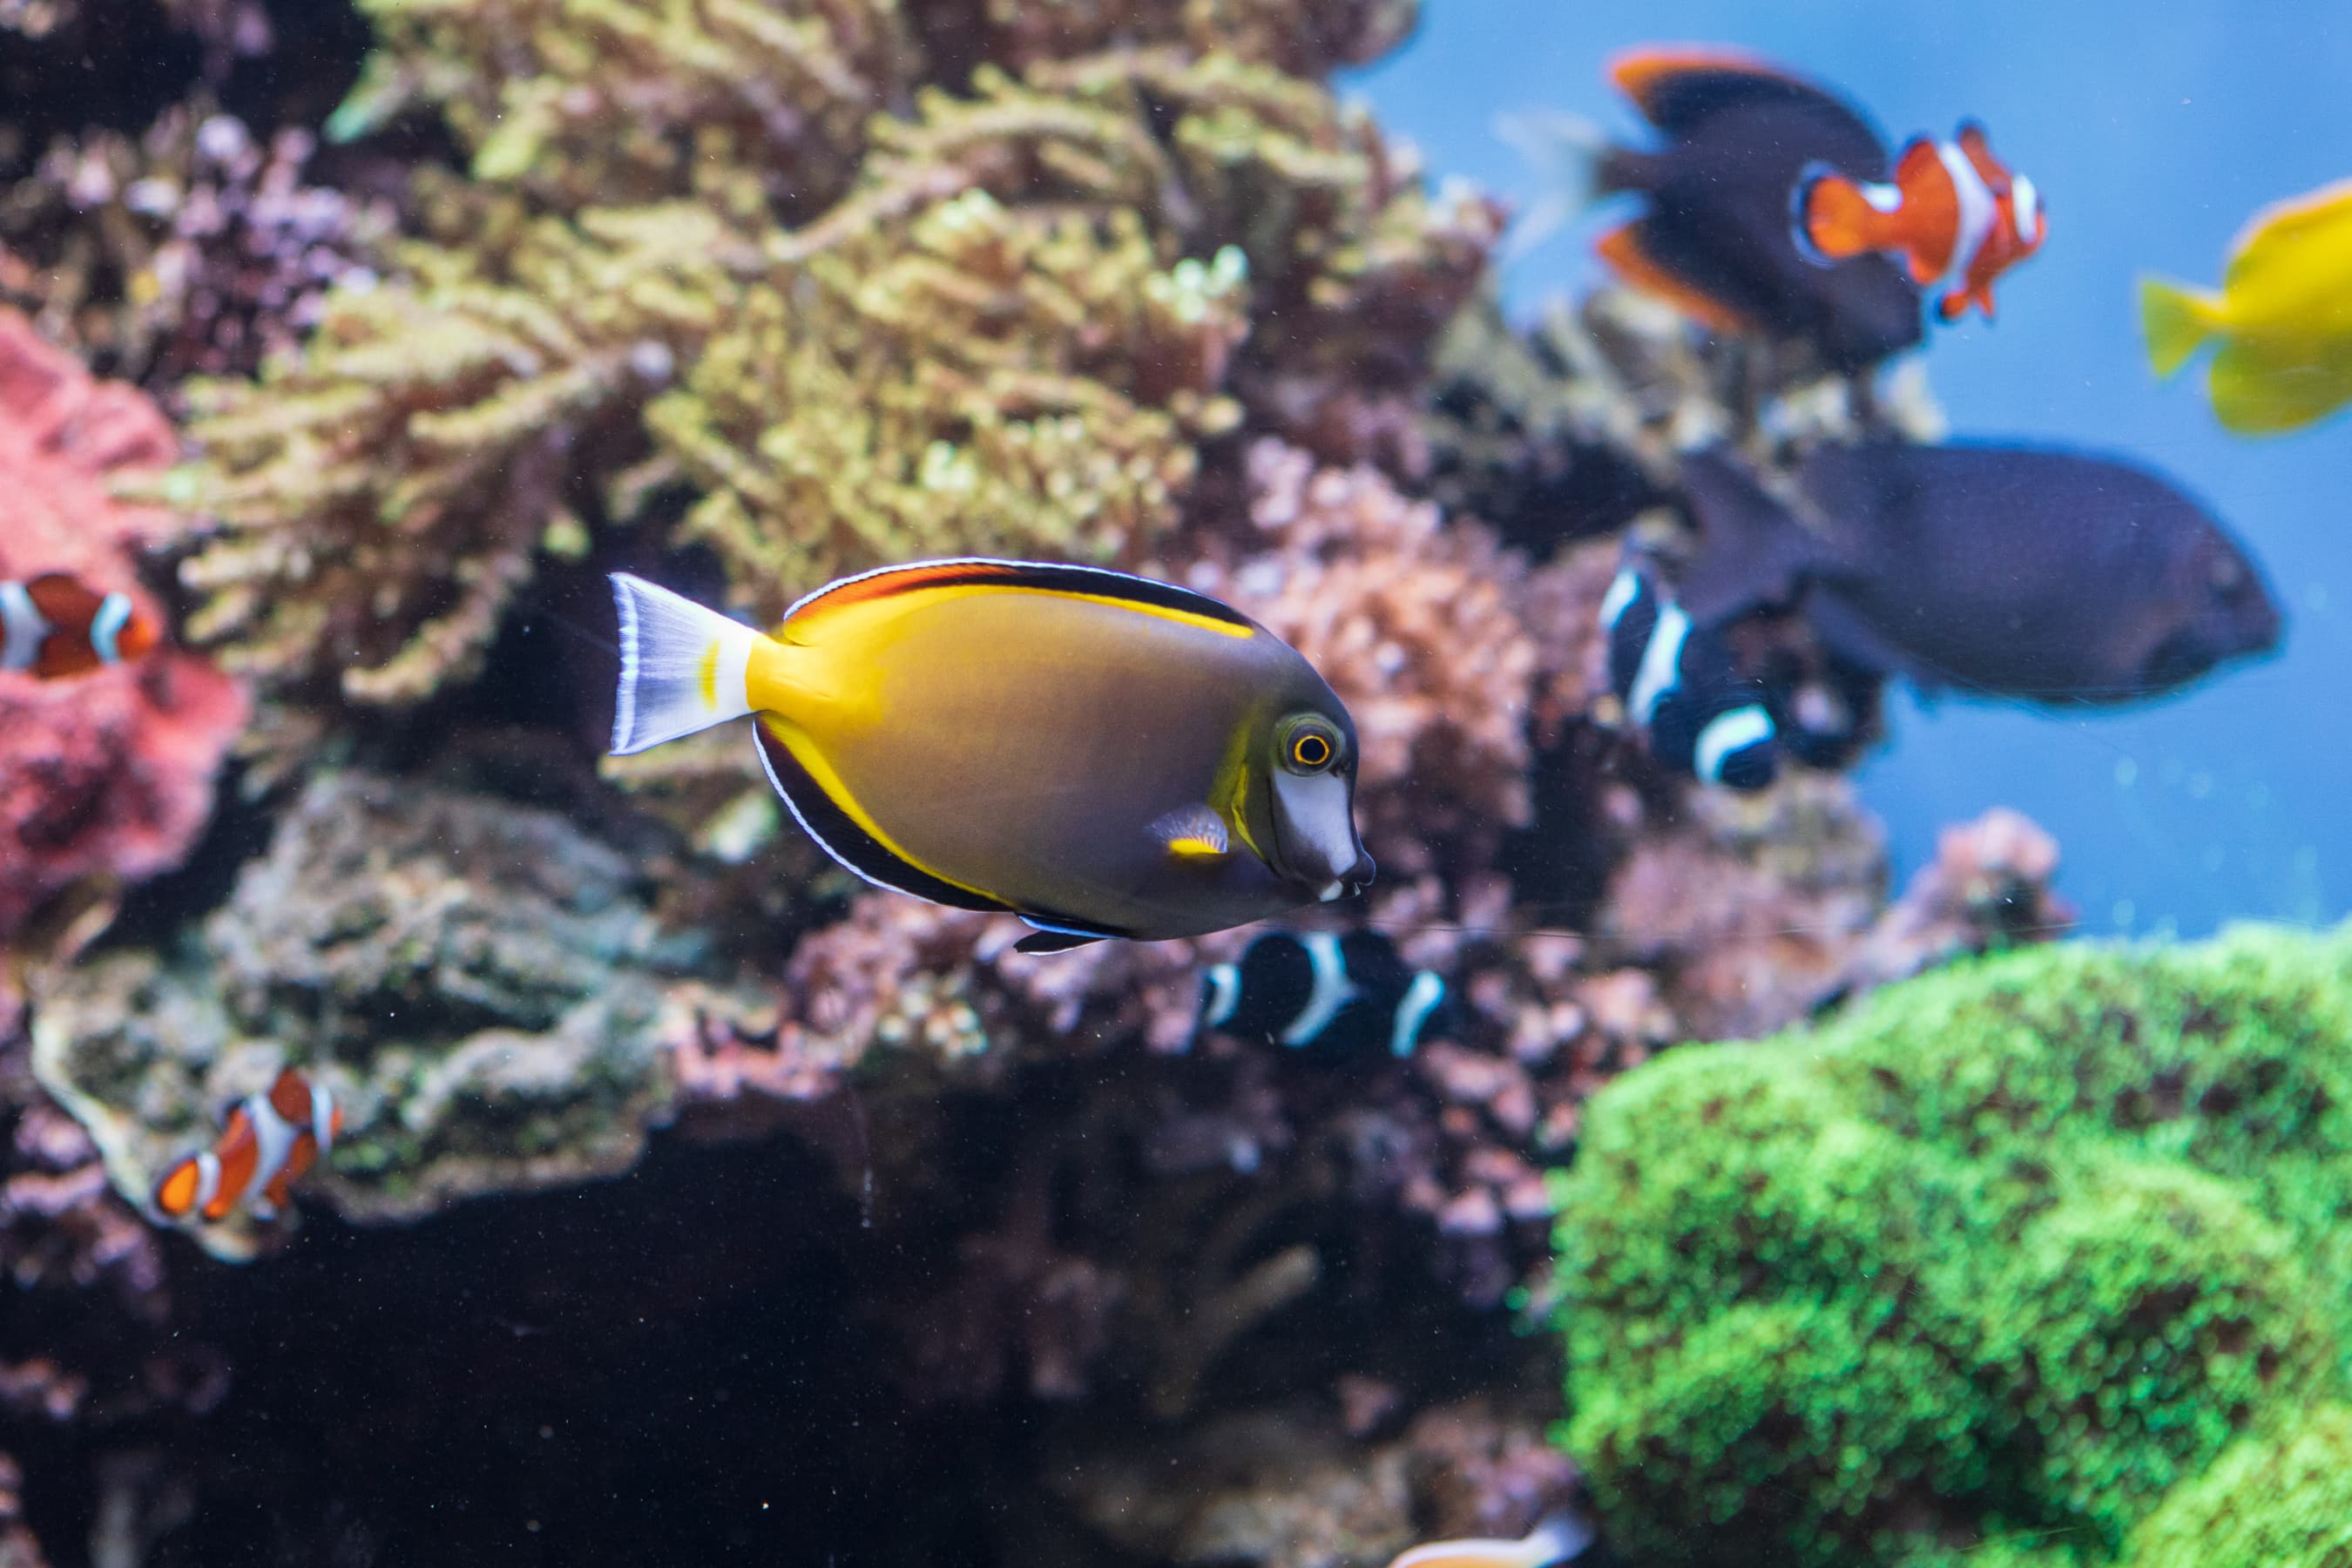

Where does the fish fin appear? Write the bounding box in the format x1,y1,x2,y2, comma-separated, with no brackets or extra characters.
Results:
152,1152,210,1220
2222,176,2352,291
784,558,1256,641
1607,46,1832,135
2138,274,2223,378
1674,448,1832,624
608,573,767,755
1014,922,1110,955
1521,1511,1600,1568
2207,338,2352,435
1798,589,1939,686
1795,169,1895,264
1150,802,1230,861
752,718,1012,915
1494,108,1614,260
1595,223,1753,335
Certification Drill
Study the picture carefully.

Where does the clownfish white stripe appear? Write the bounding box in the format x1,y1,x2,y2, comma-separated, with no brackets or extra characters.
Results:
1281,933,1360,1047
1859,180,1904,214
311,1080,339,1151
1391,970,1448,1059
1694,704,1777,785
0,581,47,672
1935,139,1999,289
1598,567,1640,632
88,591,134,665
1203,963,1242,1029
245,1090,301,1197
609,572,761,755
2011,172,2042,242
191,1151,222,1213
1627,602,1691,724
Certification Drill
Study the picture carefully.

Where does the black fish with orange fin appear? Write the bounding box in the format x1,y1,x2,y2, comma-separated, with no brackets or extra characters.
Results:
152,1069,343,1224
1676,443,2281,704
1,572,162,679
1581,47,1925,369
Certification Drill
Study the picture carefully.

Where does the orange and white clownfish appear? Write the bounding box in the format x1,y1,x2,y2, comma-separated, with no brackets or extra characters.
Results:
1386,1513,1596,1568
152,1069,342,1224
0,572,162,679
1794,122,2045,321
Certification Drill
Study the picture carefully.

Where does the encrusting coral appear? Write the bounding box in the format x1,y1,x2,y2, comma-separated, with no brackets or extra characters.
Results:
0,306,246,949
1552,922,2352,1568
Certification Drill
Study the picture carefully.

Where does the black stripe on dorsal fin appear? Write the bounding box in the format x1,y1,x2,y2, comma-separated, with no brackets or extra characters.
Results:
753,719,1012,916
782,558,1259,635
1610,47,1874,144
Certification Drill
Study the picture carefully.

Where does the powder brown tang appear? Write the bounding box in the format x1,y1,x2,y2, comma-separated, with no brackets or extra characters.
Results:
608,560,1375,952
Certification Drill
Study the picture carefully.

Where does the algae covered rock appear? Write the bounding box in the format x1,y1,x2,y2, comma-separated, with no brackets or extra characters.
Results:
1550,923,2352,1567
32,770,713,1257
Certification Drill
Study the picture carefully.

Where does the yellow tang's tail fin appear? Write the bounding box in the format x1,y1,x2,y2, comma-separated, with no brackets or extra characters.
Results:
608,572,767,755
2139,274,2224,378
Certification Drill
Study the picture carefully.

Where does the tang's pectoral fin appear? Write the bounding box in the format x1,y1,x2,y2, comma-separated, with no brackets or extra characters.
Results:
1150,802,1230,861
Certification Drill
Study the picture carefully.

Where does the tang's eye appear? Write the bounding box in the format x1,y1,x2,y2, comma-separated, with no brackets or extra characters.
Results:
1282,720,1340,774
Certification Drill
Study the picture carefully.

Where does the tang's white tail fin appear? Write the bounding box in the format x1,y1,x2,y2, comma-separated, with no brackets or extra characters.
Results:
609,573,764,755
1495,107,1610,262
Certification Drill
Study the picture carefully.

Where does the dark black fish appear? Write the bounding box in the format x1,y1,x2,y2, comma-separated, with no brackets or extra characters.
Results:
1196,931,1450,1062
1677,443,2283,703
1591,47,1924,371
1599,563,1781,790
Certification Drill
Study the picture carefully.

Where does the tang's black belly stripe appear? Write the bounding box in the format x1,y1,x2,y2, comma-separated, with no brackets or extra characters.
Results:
754,721,1011,916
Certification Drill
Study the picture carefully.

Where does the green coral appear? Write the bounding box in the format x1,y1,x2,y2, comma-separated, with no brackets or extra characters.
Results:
1551,923,2352,1567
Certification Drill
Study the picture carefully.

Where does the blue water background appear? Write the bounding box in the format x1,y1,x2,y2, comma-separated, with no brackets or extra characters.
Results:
1354,3,2351,937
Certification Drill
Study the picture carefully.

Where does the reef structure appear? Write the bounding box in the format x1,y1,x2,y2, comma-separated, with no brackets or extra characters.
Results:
1554,922,2352,1568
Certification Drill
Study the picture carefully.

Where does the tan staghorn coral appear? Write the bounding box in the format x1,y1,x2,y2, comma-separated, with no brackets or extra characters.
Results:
910,0,1416,78
334,0,916,217
170,205,748,704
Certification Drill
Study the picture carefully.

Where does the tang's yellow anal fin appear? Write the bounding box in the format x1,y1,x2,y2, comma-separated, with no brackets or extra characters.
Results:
2209,338,2352,435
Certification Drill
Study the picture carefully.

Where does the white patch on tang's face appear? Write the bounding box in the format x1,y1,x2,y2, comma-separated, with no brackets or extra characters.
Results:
1390,970,1447,1058
1934,139,2000,285
1281,933,1360,1047
1272,768,1360,891
1598,567,1640,632
89,592,134,665
0,581,49,672
1627,603,1691,724
1694,704,1777,785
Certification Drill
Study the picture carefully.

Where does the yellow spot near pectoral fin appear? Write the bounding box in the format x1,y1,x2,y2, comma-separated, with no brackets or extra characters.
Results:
1151,802,1230,861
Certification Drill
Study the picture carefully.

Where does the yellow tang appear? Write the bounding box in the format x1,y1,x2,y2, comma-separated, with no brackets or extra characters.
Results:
609,560,1375,952
2140,176,2352,434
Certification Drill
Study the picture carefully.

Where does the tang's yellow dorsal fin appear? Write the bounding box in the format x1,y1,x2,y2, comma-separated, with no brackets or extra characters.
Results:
2224,177,2352,294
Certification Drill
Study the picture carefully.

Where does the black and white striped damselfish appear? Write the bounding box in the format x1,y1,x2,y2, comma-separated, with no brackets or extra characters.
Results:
609,562,1375,953
1194,929,1450,1062
1599,562,1780,791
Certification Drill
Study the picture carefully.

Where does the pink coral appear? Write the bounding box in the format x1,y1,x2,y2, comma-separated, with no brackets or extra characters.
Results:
0,308,247,943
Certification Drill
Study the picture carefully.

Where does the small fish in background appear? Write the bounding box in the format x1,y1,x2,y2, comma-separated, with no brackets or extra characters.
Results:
1387,1512,1598,1568
608,562,1375,953
152,1069,342,1225
1196,929,1451,1062
1675,443,2281,704
1794,121,2046,321
1,571,161,679
1501,47,1924,371
1599,562,1780,790
2140,177,2352,435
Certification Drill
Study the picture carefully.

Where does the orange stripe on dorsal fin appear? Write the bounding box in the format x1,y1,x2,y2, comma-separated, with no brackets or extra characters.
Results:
781,558,1259,640
1595,222,1754,335
1607,46,1807,130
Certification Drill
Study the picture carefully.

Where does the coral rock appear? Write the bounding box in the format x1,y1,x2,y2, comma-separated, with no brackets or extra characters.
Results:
0,306,245,943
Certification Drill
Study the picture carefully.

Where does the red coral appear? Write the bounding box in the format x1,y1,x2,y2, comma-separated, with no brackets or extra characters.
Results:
0,308,247,942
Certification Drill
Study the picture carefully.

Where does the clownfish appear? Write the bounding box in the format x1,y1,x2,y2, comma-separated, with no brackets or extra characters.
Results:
1195,929,1450,1062
1794,122,2046,321
0,572,162,679
2140,177,2352,435
152,1068,343,1224
608,563,1375,953
1600,563,1779,791
1386,1513,1596,1568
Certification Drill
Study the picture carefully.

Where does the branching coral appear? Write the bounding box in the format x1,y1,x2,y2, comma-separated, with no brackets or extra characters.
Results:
1552,923,2352,1567
170,205,747,704
334,0,916,217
